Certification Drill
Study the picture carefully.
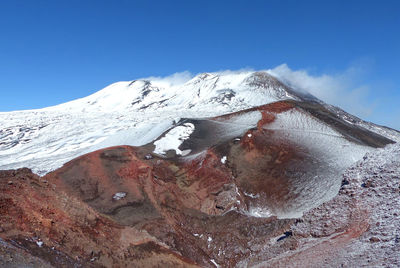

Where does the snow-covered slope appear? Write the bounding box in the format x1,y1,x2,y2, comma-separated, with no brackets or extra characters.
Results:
143,100,393,219
0,71,397,175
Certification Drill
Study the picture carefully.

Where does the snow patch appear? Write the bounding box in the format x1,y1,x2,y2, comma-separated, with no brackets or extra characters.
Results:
153,123,195,156
112,192,127,200
243,191,259,199
221,156,227,164
210,259,220,267
246,206,273,218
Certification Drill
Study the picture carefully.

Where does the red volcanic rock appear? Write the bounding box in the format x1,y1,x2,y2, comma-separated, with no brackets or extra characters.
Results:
43,144,293,266
0,168,198,267
0,101,397,267
257,100,295,114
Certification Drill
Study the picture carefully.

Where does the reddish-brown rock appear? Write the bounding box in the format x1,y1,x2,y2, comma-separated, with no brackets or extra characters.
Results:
1,100,396,267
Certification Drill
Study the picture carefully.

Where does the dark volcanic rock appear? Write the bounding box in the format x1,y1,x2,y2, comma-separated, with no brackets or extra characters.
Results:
0,101,397,267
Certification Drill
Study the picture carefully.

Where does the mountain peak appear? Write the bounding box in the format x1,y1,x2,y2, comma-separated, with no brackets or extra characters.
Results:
0,70,398,176
1,69,399,267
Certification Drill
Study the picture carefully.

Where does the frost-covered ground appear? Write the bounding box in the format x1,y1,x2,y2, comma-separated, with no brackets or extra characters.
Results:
336,143,400,267
251,143,400,267
258,108,374,219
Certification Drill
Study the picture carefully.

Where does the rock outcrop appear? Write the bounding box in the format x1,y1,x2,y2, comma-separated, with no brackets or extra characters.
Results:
0,101,398,267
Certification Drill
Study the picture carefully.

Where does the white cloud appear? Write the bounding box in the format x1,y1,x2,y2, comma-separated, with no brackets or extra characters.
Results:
268,63,374,118
212,67,255,76
140,68,257,88
140,71,194,87
137,64,399,130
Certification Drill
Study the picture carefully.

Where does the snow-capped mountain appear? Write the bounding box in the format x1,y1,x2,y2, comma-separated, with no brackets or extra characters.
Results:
0,70,398,175
1,70,400,268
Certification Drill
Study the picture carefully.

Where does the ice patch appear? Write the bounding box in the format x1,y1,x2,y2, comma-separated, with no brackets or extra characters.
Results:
153,123,195,155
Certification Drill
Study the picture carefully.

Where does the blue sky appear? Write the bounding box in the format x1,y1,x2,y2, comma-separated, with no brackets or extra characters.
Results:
0,0,399,129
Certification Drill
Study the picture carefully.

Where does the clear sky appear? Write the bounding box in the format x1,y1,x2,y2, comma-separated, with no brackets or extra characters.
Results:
0,0,399,129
